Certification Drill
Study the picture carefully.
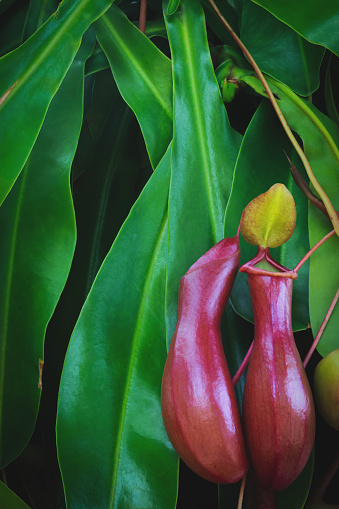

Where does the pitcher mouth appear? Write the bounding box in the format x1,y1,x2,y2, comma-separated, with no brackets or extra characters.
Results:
239,246,298,279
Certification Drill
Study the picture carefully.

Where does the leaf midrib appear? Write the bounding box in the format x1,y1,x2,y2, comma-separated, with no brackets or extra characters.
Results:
99,12,173,122
108,212,168,508
180,17,218,243
1,0,99,108
0,166,29,447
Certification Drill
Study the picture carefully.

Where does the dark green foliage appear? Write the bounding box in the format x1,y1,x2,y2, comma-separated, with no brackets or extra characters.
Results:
0,0,338,507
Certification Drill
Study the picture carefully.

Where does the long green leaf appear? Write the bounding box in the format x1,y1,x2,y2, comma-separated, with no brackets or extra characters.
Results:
241,0,324,96
57,147,178,509
0,2,28,57
44,70,151,399
0,482,31,509
241,73,339,355
201,0,240,46
94,4,173,169
21,0,59,42
325,56,339,127
0,32,94,469
252,0,339,57
56,12,178,504
0,0,114,206
166,0,180,16
164,0,241,343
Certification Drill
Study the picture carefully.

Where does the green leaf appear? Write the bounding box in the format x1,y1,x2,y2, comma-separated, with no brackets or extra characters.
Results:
241,0,324,96
0,0,114,206
21,0,59,42
94,4,173,169
275,449,314,509
202,0,240,50
166,0,180,16
308,207,339,357
0,1,28,57
325,56,339,127
41,70,152,509
241,74,339,353
57,147,178,509
0,481,31,509
72,70,118,180
84,44,110,75
0,32,93,469
45,70,152,381
0,0,16,15
224,101,310,331
252,0,339,57
164,0,241,344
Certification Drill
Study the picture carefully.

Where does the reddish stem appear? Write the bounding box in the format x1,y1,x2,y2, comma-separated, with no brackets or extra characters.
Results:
138,0,147,33
303,286,339,368
207,0,339,236
294,229,336,273
232,341,253,386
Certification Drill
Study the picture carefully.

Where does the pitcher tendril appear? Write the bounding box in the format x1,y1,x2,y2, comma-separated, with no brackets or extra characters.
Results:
207,0,339,237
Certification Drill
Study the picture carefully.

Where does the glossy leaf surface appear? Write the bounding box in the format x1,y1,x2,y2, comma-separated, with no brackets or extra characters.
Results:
0,0,114,207
94,4,173,169
225,101,310,330
164,0,241,343
0,482,31,509
166,0,180,16
0,34,93,468
252,0,339,57
314,349,339,430
43,70,152,411
57,149,178,509
241,0,324,96
201,0,240,47
241,75,339,354
275,450,314,509
0,2,28,57
325,57,339,127
21,0,59,42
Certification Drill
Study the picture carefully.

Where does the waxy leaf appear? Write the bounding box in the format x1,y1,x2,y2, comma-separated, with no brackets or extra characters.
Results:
167,0,180,16
164,0,241,343
201,0,240,47
0,0,114,206
44,70,151,408
57,148,178,509
314,349,339,431
57,23,178,502
0,2,28,57
241,74,339,354
241,0,324,96
325,57,339,127
21,0,59,42
252,0,339,57
42,71,151,498
94,4,173,169
0,482,31,509
240,183,296,248
0,33,93,469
